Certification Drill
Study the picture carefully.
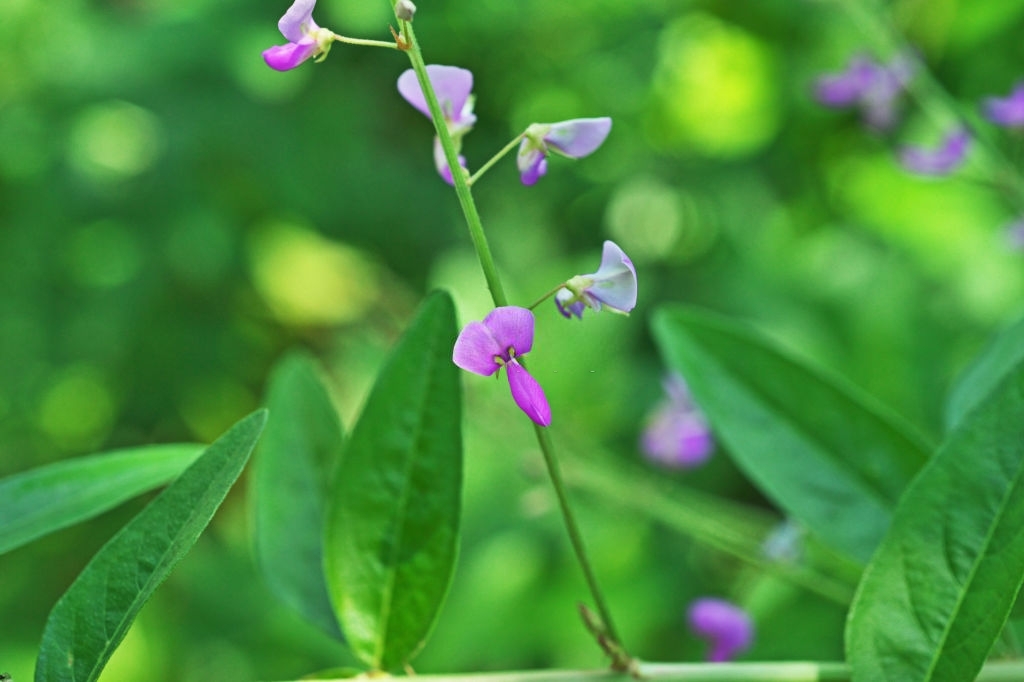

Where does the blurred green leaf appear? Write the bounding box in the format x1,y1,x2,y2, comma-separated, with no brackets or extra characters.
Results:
252,350,345,639
34,410,267,682
846,357,1024,682
652,306,931,564
324,291,462,672
945,312,1024,431
0,443,203,556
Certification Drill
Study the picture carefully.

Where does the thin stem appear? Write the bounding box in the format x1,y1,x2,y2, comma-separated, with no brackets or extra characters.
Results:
529,282,568,311
402,23,508,307
401,21,628,664
331,34,400,50
468,133,525,186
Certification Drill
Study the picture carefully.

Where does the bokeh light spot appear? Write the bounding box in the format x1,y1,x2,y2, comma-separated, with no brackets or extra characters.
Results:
248,222,379,326
652,14,779,157
605,176,683,260
66,219,144,289
0,104,52,180
67,101,163,181
36,365,116,451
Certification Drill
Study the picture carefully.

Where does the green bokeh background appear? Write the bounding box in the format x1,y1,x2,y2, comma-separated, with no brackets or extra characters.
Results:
3,0,1024,679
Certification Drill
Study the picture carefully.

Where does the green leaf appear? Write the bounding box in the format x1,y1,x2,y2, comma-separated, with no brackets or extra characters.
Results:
0,443,203,556
252,350,345,639
846,358,1024,682
324,291,462,672
945,313,1024,430
652,306,930,564
34,410,267,682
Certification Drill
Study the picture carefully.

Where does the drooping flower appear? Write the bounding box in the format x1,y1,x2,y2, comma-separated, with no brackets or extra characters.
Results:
640,374,713,469
899,128,970,175
263,0,336,71
555,240,636,319
398,65,477,184
813,53,915,130
982,83,1024,128
687,598,754,663
452,306,551,426
517,118,612,185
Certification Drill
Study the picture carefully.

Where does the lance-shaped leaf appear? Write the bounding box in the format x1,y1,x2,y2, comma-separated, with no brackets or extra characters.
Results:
252,350,345,639
35,410,267,682
324,291,462,672
652,306,930,564
945,312,1024,430
846,358,1024,681
0,443,203,556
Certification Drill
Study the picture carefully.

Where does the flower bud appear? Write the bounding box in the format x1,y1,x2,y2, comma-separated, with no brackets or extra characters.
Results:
396,0,416,21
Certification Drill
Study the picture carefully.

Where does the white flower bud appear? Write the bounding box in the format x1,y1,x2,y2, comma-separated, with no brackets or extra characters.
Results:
396,0,416,21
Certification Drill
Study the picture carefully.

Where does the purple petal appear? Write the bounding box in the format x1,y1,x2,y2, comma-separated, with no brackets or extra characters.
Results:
482,306,534,357
506,360,551,426
585,240,637,313
554,289,585,319
278,0,319,42
263,40,320,71
398,65,475,124
813,57,878,107
452,321,503,377
433,137,467,185
517,143,547,186
545,117,612,158
983,83,1024,127
641,404,713,468
899,129,970,176
687,598,754,663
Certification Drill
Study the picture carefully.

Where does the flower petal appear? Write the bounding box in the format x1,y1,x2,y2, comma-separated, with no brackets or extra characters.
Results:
506,360,551,426
263,40,320,71
545,117,612,158
983,83,1024,127
585,240,637,313
517,142,547,186
278,0,319,42
554,289,585,319
398,65,475,123
433,137,467,185
687,598,754,663
899,129,970,176
641,404,713,468
813,57,878,107
452,320,502,376
482,306,534,356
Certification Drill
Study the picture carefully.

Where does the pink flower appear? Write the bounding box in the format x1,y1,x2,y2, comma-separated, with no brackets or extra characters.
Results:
555,241,637,319
899,128,970,176
263,0,335,71
517,118,612,185
687,598,754,663
641,374,713,468
398,65,477,184
452,307,551,426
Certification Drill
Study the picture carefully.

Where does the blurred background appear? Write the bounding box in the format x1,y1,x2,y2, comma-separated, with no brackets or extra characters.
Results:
4,0,1024,679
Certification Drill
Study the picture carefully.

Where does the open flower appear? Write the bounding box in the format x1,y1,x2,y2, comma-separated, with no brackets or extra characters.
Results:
814,54,915,130
517,118,612,185
453,307,551,426
263,0,336,71
687,598,754,663
899,128,970,175
640,374,713,468
983,83,1024,128
555,240,636,319
398,65,477,184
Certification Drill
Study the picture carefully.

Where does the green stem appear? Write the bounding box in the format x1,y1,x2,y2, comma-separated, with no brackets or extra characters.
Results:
401,20,627,663
529,282,568,311
331,34,400,50
468,133,526,186
403,24,508,307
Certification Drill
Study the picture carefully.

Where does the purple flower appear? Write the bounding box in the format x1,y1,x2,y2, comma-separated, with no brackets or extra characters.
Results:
398,65,477,184
555,240,636,319
1004,219,1024,250
899,128,970,175
517,118,612,186
452,306,551,426
814,54,915,130
263,0,335,71
641,374,713,468
687,598,754,663
983,83,1024,128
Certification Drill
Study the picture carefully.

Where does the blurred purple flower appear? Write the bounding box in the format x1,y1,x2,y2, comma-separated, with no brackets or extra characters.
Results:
517,118,612,185
398,65,477,184
263,0,335,71
640,374,713,468
453,306,551,426
983,83,1024,128
814,53,915,130
1004,219,1024,250
687,598,754,663
555,241,636,319
899,128,970,175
